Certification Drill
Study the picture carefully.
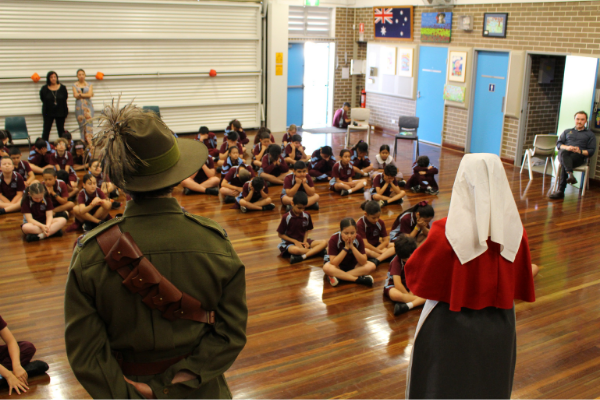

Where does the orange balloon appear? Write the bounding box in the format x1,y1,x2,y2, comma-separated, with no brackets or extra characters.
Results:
209,69,217,77
31,73,40,83
95,72,104,80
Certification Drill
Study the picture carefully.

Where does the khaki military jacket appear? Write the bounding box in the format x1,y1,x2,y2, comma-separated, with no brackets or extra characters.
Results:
64,197,247,399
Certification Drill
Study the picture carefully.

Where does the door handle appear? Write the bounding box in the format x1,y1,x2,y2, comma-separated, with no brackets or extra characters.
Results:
501,97,505,113
417,91,421,99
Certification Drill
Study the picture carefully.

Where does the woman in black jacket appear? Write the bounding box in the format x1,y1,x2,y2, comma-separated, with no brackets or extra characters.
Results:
39,71,68,141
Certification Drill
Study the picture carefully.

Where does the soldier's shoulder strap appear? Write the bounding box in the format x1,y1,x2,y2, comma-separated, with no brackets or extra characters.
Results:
183,212,228,239
75,217,123,249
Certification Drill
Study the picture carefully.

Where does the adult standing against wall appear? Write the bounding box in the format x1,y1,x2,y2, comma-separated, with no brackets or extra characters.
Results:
39,71,68,141
72,69,94,143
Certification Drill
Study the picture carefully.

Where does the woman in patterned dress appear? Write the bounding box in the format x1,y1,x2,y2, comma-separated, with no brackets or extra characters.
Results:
72,69,94,144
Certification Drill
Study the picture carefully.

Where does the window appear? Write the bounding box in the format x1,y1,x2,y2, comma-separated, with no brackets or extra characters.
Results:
288,6,333,38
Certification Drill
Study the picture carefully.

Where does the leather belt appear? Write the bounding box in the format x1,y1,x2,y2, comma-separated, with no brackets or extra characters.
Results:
114,351,191,376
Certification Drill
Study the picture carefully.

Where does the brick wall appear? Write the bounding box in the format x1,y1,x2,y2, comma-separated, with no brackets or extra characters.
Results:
366,92,417,131
333,7,354,112
502,116,521,160
333,1,600,166
524,56,565,151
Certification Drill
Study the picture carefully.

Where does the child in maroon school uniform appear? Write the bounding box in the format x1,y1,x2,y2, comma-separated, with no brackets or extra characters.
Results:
370,164,405,207
89,160,120,209
253,127,276,145
407,155,439,195
277,191,327,264
71,140,88,171
0,313,49,395
309,146,336,182
220,146,248,179
225,119,249,146
350,141,373,178
0,156,25,215
389,201,435,246
218,131,243,167
252,130,272,171
0,130,11,157
9,147,35,187
357,200,396,267
383,234,426,316
181,155,220,196
260,145,289,186
330,149,367,196
237,176,275,213
219,165,252,204
281,124,298,149
20,182,67,242
283,134,309,166
281,161,319,211
195,126,219,159
323,217,376,287
42,168,75,217
71,174,112,232
27,138,51,174
47,138,73,173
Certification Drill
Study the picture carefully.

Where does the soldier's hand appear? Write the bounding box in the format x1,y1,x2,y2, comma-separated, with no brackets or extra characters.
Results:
124,376,156,399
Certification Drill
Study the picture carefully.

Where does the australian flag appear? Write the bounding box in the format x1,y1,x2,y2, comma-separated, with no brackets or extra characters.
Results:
374,7,412,39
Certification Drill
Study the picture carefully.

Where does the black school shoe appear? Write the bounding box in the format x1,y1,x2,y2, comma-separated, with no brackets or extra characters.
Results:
262,203,276,211
549,191,565,199
50,229,63,238
306,202,319,210
410,185,421,193
290,254,304,264
25,360,49,378
368,258,380,267
285,204,292,212
111,201,121,209
224,195,236,204
83,221,99,232
355,275,374,287
25,234,40,242
394,302,410,316
398,180,406,188
205,187,219,196
0,208,6,215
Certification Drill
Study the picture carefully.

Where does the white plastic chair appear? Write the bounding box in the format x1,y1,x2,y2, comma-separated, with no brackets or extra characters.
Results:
345,108,371,148
551,158,590,196
520,134,558,180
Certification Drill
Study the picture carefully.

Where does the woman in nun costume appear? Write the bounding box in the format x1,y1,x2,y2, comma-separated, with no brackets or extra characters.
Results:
405,153,537,399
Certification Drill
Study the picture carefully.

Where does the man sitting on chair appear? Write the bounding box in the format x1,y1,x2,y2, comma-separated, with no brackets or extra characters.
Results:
549,111,596,199
333,102,351,129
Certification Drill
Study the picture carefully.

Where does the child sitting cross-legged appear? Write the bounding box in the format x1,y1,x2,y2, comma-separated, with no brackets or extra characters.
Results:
220,165,252,204
20,182,67,242
252,130,273,171
277,191,327,264
27,138,51,174
220,146,246,178
407,155,439,195
225,119,249,147
237,176,275,213
259,144,289,186
283,134,309,166
323,217,376,287
357,200,396,267
9,147,35,187
370,164,406,207
389,201,435,246
56,170,78,200
181,155,220,196
281,161,319,212
308,145,335,182
253,126,275,145
281,124,298,149
71,140,89,171
42,168,75,217
383,234,426,316
330,149,367,196
89,160,120,209
0,156,25,215
195,126,219,160
218,131,243,167
70,173,112,232
350,141,373,178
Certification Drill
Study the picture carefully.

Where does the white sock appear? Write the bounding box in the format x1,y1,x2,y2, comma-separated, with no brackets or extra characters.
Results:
363,172,368,176
301,254,307,259
406,302,414,310
348,189,353,194
38,233,47,239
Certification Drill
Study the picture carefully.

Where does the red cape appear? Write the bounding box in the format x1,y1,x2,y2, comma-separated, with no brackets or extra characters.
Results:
405,218,535,312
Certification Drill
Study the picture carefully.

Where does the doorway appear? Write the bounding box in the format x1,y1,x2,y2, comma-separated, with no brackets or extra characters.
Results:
415,46,448,145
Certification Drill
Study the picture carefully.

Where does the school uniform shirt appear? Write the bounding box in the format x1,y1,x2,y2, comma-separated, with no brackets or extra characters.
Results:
78,187,107,207
370,174,398,197
223,129,249,145
356,216,388,247
219,141,243,155
384,256,408,293
371,154,396,171
332,108,349,129
252,143,268,160
330,161,354,189
261,154,290,176
327,233,366,272
1,171,25,200
49,179,70,207
28,150,50,167
309,149,336,176
237,180,269,204
1,145,10,156
21,194,54,224
254,133,275,145
407,162,439,191
15,160,32,180
68,170,78,184
195,132,218,152
221,157,245,176
90,172,104,189
223,166,248,188
281,173,314,198
48,151,74,170
192,157,216,184
276,211,314,253
284,144,304,162
390,211,430,241
350,149,371,170
73,153,85,166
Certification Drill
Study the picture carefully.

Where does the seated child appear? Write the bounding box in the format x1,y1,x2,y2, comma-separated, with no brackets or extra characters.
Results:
389,201,434,246
225,119,249,147
407,155,439,195
181,156,220,196
48,138,73,173
71,140,89,171
260,145,289,185
309,146,336,182
71,173,112,232
21,182,67,242
27,138,51,174
281,124,297,149
89,160,120,209
9,147,35,187
0,156,25,215
370,144,403,183
330,149,367,196
383,234,426,316
218,131,243,166
357,200,396,266
237,176,275,213
351,141,373,178
283,134,309,165
253,127,275,145
220,146,246,178
0,130,11,157
220,165,252,204
323,217,376,287
276,191,327,264
42,168,75,216
252,130,272,171
195,126,219,159
281,161,319,211
0,313,49,395
56,170,79,199
62,131,74,151
370,165,405,207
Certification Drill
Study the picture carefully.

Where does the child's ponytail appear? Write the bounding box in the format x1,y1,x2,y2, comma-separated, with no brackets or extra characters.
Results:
351,140,368,154
21,182,46,206
404,200,434,218
360,200,381,215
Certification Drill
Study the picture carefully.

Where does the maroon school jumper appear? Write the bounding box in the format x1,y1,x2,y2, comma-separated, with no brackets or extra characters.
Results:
406,162,439,191
329,161,353,191
77,187,107,215
390,210,430,241
383,256,408,297
281,173,314,200
0,315,36,370
261,154,289,176
309,149,336,179
195,132,219,158
21,194,54,224
192,157,216,184
370,174,399,197
356,215,388,247
14,160,32,180
327,233,366,271
1,172,25,201
222,129,249,146
350,149,371,170
234,180,270,209
48,151,73,170
276,210,314,256
332,108,349,129
28,150,50,168
222,166,249,189
219,141,243,156
284,144,304,162
253,133,276,145
252,143,269,164
49,179,70,207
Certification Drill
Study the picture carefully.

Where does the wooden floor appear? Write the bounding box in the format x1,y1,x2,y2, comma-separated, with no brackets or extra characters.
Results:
1,129,600,399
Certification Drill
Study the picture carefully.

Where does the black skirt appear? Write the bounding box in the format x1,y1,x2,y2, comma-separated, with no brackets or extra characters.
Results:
408,301,516,399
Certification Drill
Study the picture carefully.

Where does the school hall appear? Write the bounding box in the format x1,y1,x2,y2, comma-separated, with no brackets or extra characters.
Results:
1,0,600,399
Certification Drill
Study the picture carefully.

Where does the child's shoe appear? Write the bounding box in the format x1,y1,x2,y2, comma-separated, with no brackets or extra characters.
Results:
25,360,49,378
205,187,219,196
378,200,388,208
398,180,406,188
355,188,365,194
183,188,193,195
285,204,292,212
394,302,410,316
290,254,304,264
368,258,380,267
340,189,349,196
83,221,99,232
328,276,339,287
25,234,40,242
307,202,320,210
355,275,374,287
411,185,421,193
224,195,236,204
240,206,248,213
262,203,276,211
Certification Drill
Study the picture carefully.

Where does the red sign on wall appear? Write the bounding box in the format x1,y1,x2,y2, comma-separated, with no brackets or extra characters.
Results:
359,23,365,33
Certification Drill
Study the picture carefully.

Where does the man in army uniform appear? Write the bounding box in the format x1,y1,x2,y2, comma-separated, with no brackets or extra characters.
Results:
64,102,247,399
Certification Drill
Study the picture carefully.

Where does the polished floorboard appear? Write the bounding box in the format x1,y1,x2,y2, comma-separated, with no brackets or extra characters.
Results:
1,129,599,399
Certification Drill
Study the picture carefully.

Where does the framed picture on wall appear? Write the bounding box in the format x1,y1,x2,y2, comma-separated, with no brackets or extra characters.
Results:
448,51,467,83
380,46,397,75
374,6,414,41
421,12,452,43
483,13,508,38
396,48,413,77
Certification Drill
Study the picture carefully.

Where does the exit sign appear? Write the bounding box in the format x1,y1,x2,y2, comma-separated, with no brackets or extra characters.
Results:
305,0,319,5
